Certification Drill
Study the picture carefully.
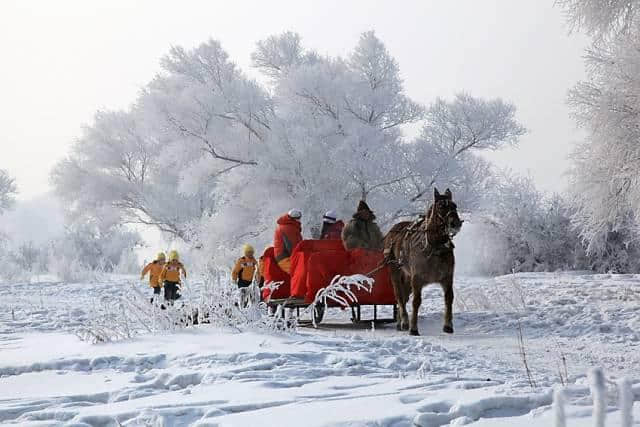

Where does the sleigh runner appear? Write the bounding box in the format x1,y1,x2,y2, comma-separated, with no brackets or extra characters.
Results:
261,240,397,325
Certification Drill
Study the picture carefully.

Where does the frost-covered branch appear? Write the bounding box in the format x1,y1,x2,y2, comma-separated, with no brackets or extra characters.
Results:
556,0,639,39
313,274,374,308
167,116,258,167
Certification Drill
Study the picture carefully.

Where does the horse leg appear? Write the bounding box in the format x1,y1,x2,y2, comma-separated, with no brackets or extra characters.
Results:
391,268,409,331
409,278,422,336
441,277,454,334
399,276,410,331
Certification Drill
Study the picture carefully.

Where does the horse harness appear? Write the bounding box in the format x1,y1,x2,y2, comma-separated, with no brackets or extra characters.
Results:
386,215,454,269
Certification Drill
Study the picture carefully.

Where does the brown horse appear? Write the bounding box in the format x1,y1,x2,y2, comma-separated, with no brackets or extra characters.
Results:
384,188,463,336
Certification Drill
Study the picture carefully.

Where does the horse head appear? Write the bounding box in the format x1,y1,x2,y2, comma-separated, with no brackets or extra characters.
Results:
430,188,463,238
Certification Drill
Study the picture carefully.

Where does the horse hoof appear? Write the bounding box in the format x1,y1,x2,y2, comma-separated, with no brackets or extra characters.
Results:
409,329,420,336
396,323,402,331
443,325,454,334
402,324,410,331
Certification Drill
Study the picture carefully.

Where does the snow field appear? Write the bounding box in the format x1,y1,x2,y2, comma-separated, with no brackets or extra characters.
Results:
0,272,638,425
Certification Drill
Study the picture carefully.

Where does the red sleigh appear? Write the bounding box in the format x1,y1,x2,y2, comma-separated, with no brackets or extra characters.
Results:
261,240,396,324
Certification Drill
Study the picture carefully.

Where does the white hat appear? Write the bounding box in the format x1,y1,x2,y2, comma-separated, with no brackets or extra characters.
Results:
288,209,302,219
323,210,337,223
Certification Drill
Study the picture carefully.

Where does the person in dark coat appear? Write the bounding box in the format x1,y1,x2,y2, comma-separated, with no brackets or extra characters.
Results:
341,201,384,250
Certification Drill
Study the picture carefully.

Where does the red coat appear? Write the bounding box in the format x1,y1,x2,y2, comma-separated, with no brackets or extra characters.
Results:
274,214,302,261
321,220,344,240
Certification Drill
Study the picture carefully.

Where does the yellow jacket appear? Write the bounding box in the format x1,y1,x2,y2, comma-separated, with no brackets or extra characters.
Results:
141,261,165,287
232,256,257,283
159,260,187,284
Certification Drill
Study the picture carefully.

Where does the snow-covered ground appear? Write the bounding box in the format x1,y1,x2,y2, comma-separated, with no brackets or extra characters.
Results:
0,272,638,426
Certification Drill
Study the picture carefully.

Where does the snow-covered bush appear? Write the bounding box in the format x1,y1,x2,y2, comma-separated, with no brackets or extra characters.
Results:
0,246,26,283
46,251,95,283
458,172,585,275
43,211,142,282
75,271,297,343
76,271,378,343
10,241,40,272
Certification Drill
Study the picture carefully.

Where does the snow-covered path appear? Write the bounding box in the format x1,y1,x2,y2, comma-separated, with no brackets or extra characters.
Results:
0,273,638,426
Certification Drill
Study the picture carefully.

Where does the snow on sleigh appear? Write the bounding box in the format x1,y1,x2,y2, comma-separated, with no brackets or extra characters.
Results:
261,240,397,325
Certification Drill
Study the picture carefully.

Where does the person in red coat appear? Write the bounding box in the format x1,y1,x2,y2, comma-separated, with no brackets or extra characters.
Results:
274,209,303,274
320,210,344,240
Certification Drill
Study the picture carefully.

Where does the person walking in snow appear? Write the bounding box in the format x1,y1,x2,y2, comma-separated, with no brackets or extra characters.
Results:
232,244,259,307
141,252,166,303
320,210,344,240
159,250,187,303
273,209,303,274
232,244,258,288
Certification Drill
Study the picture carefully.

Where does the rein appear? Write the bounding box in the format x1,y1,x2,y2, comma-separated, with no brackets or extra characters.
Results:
406,209,454,255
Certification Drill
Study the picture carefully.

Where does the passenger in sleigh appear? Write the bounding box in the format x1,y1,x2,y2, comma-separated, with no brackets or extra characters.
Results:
319,210,344,240
273,209,303,274
342,200,384,251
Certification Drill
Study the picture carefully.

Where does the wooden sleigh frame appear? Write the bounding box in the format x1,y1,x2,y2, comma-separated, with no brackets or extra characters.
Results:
266,297,397,326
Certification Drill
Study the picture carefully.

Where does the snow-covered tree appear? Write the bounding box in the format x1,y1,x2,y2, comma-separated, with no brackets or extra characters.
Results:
389,94,526,219
53,39,271,243
557,0,640,39
561,0,640,269
567,33,640,253
458,172,584,275
53,32,525,266
0,169,17,214
46,207,142,279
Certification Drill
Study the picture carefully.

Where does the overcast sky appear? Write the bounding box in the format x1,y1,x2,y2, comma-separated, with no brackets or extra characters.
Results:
0,0,587,201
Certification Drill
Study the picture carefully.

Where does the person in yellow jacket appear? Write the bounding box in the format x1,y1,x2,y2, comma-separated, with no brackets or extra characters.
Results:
159,250,187,302
141,252,166,302
232,244,258,288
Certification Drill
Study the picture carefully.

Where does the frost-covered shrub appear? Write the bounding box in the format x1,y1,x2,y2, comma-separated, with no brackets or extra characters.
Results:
42,213,141,281
459,173,586,275
113,248,140,275
579,217,640,273
456,169,640,274
76,271,376,343
76,272,294,343
53,216,140,272
46,250,95,283
0,239,29,283
10,242,34,271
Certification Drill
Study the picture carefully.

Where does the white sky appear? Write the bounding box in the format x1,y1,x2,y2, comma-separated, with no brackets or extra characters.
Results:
0,0,587,201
